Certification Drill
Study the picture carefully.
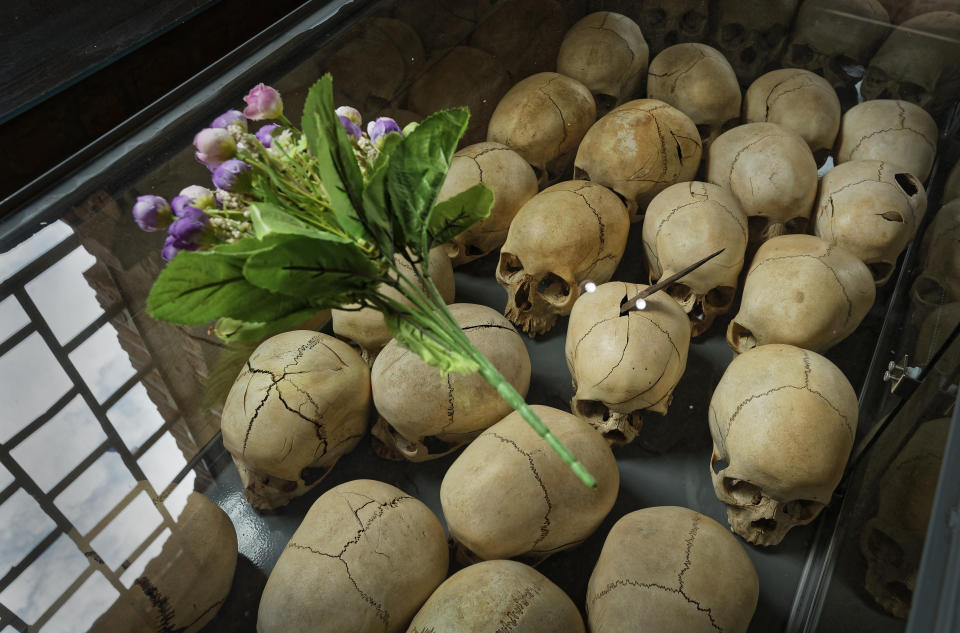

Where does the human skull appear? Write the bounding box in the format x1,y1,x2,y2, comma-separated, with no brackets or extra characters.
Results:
643,182,749,336
743,68,841,165
408,560,586,633
470,0,572,81
556,12,649,116
782,0,891,88
370,303,531,461
325,18,425,122
221,331,370,510
646,43,742,152
496,180,630,336
860,417,950,618
710,344,859,546
586,1,709,55
566,282,691,445
710,0,800,85
728,234,876,354
886,0,960,22
706,122,818,245
437,142,539,265
587,506,759,633
835,99,939,181
331,247,455,363
89,493,237,633
406,46,513,146
914,302,960,366
574,99,702,221
911,199,960,322
862,11,960,115
487,72,597,187
441,405,620,563
391,0,491,52
258,479,448,633
813,160,927,285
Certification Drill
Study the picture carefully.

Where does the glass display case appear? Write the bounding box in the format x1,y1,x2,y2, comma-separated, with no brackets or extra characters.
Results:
0,1,957,631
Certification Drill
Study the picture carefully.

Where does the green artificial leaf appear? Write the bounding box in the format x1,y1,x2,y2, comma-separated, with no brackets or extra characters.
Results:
200,341,259,412
249,202,324,239
384,312,480,376
211,236,276,256
213,308,324,343
301,75,369,240
242,233,380,308
146,250,307,325
386,108,470,254
425,182,494,248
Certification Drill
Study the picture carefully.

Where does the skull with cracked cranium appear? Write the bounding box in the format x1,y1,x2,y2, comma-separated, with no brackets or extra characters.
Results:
709,344,859,546
496,180,630,337
642,181,749,337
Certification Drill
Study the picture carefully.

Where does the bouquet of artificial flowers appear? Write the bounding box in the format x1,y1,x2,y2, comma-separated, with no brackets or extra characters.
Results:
132,76,595,487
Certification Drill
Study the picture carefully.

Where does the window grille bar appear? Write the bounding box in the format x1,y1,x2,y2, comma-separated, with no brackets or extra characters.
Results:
4,388,79,451
0,234,80,300
0,323,32,358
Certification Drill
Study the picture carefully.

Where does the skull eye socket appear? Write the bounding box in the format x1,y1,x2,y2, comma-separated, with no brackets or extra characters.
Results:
668,283,695,304
728,321,757,352
894,173,920,197
913,275,947,306
722,477,763,505
711,453,729,475
464,243,487,257
896,81,931,106
762,25,787,49
680,10,705,33
643,8,667,26
866,526,905,568
537,273,572,305
788,43,815,65
299,466,331,487
499,252,525,280
705,286,736,309
720,22,745,46
827,54,858,80
595,94,618,117
696,123,713,139
575,399,611,422
782,499,824,522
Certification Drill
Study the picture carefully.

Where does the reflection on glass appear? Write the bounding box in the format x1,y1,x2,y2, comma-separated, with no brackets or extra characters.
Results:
119,527,170,588
0,462,13,491
0,332,72,443
0,221,73,285
138,433,186,494
164,470,196,521
0,295,29,341
107,382,165,452
0,533,87,624
89,492,163,571
25,246,101,344
0,489,57,576
11,395,107,492
68,323,135,403
55,452,136,535
39,571,117,633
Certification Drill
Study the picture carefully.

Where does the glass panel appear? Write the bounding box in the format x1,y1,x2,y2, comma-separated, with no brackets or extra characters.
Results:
0,332,72,443
38,571,117,633
67,323,136,403
0,295,30,341
138,433,186,494
107,382,166,452
0,533,87,624
0,462,13,491
0,221,73,284
11,395,107,492
0,488,56,576
54,452,137,535
163,471,196,521
119,527,170,588
25,246,101,344
89,492,163,571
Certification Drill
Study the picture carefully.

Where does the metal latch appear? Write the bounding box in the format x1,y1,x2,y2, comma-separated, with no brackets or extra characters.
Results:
883,355,922,397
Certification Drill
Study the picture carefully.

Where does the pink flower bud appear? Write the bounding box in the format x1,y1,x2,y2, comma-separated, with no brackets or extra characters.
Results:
194,128,236,169
243,83,283,120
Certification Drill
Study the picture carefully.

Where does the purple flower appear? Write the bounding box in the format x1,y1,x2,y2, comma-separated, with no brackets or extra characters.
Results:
335,106,362,126
172,185,215,216
194,128,236,169
338,114,361,140
131,195,172,232
243,84,283,120
161,236,180,262
210,109,247,130
255,123,281,148
212,159,253,192
367,117,401,148
167,208,209,254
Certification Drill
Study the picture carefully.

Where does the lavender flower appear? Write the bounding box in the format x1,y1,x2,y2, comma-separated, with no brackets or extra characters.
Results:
161,236,180,262
255,123,281,148
210,109,247,130
338,115,362,140
335,106,362,126
167,208,209,256
171,185,216,216
367,117,401,148
131,195,172,232
243,84,283,120
212,159,253,193
194,128,236,169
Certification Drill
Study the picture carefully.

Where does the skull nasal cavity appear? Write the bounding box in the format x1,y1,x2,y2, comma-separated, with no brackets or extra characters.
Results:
751,518,777,532
894,173,919,196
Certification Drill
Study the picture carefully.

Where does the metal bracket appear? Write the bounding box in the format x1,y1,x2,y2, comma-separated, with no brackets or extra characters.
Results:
883,354,922,397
